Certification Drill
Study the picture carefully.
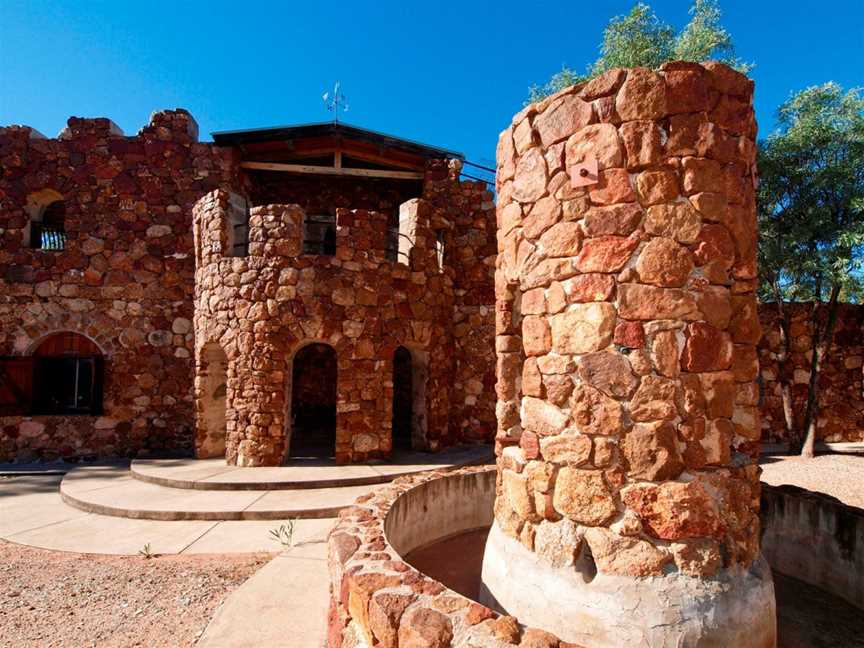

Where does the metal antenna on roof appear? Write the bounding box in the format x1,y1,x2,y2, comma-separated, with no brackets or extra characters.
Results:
322,82,349,122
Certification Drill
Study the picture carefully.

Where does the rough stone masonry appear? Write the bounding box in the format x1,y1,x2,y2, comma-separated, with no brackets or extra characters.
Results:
0,113,497,464
482,61,777,646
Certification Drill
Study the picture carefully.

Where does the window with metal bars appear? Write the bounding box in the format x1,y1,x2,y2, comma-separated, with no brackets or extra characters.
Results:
30,200,66,250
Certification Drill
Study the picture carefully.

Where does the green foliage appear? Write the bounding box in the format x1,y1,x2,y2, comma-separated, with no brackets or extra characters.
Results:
528,0,749,103
757,83,864,303
673,0,748,70
591,3,675,74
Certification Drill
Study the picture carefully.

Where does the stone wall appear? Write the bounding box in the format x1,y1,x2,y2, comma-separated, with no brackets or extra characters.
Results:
0,113,496,464
193,192,457,465
0,110,235,461
327,466,582,648
424,163,498,446
762,484,864,609
758,302,864,444
486,62,775,646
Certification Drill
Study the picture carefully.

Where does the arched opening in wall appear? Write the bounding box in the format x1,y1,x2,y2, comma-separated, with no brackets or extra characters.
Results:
392,346,427,452
289,343,337,458
25,189,67,251
198,343,228,458
32,332,104,415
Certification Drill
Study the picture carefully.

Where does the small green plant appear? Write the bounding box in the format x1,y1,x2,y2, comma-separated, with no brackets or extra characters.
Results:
138,542,155,559
269,520,296,548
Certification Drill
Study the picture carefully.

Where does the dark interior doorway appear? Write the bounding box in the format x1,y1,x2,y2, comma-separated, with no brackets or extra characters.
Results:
290,343,337,458
392,346,413,451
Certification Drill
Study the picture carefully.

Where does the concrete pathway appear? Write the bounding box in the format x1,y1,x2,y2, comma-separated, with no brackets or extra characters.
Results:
198,541,329,648
0,474,335,555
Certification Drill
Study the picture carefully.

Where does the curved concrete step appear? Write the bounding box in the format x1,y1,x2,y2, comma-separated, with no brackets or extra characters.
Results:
130,445,493,491
60,465,375,521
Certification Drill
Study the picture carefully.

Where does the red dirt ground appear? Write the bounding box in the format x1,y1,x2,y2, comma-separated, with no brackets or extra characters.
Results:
0,540,273,648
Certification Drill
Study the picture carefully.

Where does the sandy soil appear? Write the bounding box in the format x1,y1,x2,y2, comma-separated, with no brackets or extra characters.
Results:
0,541,273,648
760,454,864,508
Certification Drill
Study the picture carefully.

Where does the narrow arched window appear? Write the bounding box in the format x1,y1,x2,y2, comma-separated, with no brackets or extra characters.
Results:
32,333,104,415
26,190,67,251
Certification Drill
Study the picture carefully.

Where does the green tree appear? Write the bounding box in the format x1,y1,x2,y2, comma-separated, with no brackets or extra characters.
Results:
757,83,864,457
590,2,675,75
528,0,748,103
674,0,741,65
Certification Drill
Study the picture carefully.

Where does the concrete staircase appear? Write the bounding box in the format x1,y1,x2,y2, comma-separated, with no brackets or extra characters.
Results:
59,445,493,521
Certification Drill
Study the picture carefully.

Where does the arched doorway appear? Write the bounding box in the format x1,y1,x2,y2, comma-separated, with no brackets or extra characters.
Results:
197,342,228,458
392,346,414,451
392,346,428,452
289,343,337,458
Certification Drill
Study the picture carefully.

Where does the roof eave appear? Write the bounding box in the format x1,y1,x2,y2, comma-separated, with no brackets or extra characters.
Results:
210,121,463,160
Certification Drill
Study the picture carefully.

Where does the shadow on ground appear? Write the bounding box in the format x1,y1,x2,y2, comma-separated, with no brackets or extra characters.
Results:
0,475,63,497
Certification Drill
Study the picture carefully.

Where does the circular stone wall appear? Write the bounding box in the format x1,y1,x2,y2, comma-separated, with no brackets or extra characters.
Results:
488,61,775,647
327,467,587,647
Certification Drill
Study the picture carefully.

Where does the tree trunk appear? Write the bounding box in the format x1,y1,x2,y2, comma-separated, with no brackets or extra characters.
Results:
770,285,796,444
800,285,842,458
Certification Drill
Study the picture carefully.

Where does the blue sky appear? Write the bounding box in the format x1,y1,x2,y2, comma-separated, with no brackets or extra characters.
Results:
1,0,861,168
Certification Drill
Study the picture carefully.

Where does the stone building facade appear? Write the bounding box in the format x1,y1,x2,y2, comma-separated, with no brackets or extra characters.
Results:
484,62,775,645
0,114,496,464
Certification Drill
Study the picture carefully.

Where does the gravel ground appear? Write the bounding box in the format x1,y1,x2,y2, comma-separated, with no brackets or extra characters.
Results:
760,454,864,508
0,541,273,648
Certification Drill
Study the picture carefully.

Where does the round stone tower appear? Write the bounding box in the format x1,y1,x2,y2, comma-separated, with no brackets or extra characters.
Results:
482,62,776,647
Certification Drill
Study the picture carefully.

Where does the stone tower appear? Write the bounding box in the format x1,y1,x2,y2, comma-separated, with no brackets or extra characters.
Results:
482,62,776,647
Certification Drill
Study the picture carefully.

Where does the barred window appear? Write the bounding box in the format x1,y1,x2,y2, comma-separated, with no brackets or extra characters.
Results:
30,199,67,251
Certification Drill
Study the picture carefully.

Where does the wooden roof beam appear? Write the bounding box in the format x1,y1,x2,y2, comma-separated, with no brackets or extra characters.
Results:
240,161,424,180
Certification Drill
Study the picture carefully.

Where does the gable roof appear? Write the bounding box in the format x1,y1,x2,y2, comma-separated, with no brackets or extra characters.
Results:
211,121,463,160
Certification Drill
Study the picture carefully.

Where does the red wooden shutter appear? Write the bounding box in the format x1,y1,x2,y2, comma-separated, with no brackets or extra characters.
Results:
0,357,34,415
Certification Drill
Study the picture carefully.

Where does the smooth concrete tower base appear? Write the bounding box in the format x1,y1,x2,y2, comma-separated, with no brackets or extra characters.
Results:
480,522,777,648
